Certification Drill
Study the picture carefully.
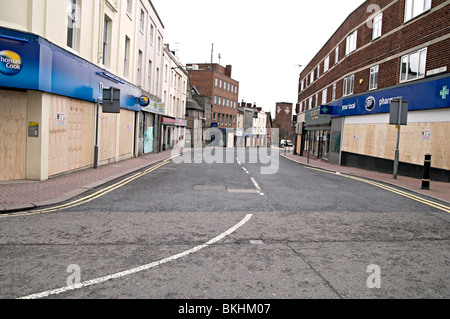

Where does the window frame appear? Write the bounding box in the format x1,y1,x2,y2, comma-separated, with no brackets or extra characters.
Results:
400,47,427,82
345,30,358,55
369,65,379,90
343,74,355,96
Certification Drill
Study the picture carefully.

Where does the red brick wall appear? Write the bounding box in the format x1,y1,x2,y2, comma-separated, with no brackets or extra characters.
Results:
298,0,450,110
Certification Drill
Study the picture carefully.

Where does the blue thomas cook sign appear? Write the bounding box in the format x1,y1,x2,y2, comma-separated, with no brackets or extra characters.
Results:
0,50,23,75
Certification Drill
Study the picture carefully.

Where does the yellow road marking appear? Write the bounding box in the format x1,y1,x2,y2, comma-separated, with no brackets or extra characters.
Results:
1,156,179,218
307,167,450,214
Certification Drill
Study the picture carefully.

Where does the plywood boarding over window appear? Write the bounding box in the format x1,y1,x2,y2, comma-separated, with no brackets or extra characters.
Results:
342,122,450,170
48,95,95,176
0,90,27,180
99,105,117,163
119,109,135,157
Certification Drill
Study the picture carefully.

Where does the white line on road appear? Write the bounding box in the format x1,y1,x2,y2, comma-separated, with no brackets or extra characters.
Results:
250,177,264,196
18,214,254,299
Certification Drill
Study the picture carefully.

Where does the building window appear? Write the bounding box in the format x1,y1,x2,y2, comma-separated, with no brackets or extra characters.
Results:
345,30,357,55
137,50,142,86
124,36,130,77
335,46,339,65
157,36,161,54
322,88,327,105
332,83,337,101
324,56,329,73
219,97,222,106
309,97,313,109
126,0,132,15
215,78,218,87
310,72,314,83
316,65,320,78
372,13,383,40
214,95,217,104
369,65,379,90
343,75,354,96
67,0,79,50
148,60,152,91
400,48,427,82
139,9,145,32
149,24,154,44
405,0,432,22
103,16,111,66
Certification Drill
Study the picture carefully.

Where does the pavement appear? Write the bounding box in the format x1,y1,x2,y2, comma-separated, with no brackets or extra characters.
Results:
0,150,175,213
0,148,449,213
282,151,450,204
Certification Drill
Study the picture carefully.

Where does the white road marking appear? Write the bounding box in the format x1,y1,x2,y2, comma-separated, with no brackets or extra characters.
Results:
250,177,264,196
18,214,253,299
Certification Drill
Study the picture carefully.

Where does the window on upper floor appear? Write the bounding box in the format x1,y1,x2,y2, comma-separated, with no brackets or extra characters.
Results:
322,88,328,105
332,83,337,101
405,0,432,22
372,13,383,40
124,36,130,77
400,48,427,82
369,65,379,90
126,0,132,15
149,24,154,44
343,75,354,96
316,65,320,79
102,15,112,67
137,50,143,86
67,0,79,50
335,46,339,65
324,56,329,73
139,9,145,32
346,30,357,55
310,72,314,83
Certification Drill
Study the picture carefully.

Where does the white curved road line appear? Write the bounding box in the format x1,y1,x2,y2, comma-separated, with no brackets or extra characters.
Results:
19,214,253,299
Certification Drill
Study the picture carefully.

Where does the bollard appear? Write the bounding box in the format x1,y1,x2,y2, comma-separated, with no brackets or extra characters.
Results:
421,154,432,190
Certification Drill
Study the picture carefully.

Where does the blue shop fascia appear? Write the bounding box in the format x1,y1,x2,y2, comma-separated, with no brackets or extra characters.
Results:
301,72,450,181
0,27,144,110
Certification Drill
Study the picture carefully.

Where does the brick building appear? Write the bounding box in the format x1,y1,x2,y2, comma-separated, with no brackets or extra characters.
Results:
273,102,295,143
186,63,239,147
296,0,450,181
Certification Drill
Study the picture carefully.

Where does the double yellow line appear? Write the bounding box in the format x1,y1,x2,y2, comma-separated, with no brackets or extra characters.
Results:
307,167,450,214
1,155,179,218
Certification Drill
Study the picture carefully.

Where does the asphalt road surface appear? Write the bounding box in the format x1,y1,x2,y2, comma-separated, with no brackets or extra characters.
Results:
1,148,449,301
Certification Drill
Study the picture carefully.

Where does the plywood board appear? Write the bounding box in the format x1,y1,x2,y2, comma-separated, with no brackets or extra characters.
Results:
343,122,450,170
48,96,95,176
119,109,135,156
99,106,117,162
0,90,27,180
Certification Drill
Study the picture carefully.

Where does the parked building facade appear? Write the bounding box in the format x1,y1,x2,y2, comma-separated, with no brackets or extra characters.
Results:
297,0,450,181
0,0,176,181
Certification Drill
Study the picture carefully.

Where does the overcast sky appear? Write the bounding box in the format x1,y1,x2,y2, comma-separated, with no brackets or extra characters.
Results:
151,0,367,115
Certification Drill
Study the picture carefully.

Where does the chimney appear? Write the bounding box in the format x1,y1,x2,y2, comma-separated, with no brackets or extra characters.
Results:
225,65,232,77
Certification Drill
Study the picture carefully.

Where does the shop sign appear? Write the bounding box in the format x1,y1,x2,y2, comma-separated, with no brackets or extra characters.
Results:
323,75,450,117
138,95,150,107
162,117,176,125
0,50,22,75
305,107,331,126
175,119,187,127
